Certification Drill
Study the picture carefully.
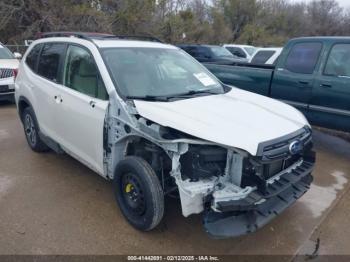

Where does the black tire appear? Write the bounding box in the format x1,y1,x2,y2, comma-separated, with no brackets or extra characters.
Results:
22,107,49,152
113,156,164,231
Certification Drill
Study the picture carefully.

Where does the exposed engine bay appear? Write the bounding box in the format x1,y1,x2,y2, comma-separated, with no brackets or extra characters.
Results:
105,100,315,238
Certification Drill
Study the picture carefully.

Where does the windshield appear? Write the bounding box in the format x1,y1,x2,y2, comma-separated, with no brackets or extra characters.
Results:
0,45,14,59
102,47,223,99
244,47,256,56
208,46,234,58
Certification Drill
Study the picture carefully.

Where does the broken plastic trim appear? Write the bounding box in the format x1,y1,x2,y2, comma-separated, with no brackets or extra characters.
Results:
203,152,315,238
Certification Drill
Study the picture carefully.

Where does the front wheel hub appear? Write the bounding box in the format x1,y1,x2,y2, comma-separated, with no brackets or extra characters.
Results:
121,173,146,215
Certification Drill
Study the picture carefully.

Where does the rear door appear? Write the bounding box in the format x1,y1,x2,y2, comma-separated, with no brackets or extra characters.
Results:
310,43,350,131
30,42,66,140
54,44,109,174
270,42,323,115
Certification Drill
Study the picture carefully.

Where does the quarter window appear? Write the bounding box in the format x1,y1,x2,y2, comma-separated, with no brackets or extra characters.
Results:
37,43,66,82
25,44,42,72
324,44,350,77
63,45,108,100
284,42,322,74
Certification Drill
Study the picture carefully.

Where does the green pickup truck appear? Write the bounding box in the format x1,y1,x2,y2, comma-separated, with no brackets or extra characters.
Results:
205,37,350,132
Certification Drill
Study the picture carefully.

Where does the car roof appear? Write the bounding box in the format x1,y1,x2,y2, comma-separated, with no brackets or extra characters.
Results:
94,39,176,49
36,31,115,39
31,36,177,50
32,32,176,50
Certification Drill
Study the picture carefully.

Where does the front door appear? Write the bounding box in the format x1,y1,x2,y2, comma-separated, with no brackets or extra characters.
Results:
270,42,323,116
54,44,109,174
310,43,350,132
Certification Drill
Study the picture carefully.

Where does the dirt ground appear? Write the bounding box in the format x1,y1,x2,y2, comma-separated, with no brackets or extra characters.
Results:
0,102,350,258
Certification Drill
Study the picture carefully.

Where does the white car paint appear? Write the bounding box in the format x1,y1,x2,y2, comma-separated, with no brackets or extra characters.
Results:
0,59,19,69
94,40,177,49
134,87,308,155
52,83,108,175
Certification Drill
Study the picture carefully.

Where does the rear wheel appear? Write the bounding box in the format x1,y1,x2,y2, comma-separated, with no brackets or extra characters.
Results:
22,107,49,152
113,156,164,231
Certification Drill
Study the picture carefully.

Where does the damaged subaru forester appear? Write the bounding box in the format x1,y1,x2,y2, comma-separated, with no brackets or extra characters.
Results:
15,33,315,238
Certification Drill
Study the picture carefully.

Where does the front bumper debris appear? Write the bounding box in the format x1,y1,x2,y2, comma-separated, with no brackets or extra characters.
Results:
203,153,315,238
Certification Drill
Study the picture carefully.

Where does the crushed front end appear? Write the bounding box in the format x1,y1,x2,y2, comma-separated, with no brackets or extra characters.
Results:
175,127,315,238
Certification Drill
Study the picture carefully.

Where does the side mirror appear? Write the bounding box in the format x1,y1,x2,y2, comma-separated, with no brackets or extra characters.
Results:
14,52,22,59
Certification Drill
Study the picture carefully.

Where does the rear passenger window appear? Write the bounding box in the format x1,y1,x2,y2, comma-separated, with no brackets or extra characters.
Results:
37,43,66,82
25,44,42,72
324,44,350,77
284,42,322,74
251,51,275,64
63,45,108,100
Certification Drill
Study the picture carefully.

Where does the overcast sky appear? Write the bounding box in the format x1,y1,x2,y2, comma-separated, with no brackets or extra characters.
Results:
291,0,350,9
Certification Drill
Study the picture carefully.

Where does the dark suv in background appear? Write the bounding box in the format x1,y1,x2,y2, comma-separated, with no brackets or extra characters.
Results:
177,44,248,64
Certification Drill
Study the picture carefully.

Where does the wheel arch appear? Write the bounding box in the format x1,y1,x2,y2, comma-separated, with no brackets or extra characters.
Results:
17,96,43,135
111,135,173,183
18,96,33,122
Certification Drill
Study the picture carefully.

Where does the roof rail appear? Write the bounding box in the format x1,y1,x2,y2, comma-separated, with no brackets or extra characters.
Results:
35,32,115,41
101,35,163,43
35,32,163,43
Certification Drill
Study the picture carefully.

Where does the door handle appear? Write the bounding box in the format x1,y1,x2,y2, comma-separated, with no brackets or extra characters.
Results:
89,100,96,108
320,83,332,88
54,95,63,103
298,81,309,85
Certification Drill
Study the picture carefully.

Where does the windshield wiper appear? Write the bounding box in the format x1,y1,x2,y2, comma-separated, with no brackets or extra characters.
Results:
168,89,222,98
125,95,171,102
126,89,222,102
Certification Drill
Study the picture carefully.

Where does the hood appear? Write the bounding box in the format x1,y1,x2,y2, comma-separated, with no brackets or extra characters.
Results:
134,88,309,156
0,59,19,69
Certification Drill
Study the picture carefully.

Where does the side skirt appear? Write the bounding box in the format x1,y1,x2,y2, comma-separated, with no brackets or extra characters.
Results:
38,131,64,154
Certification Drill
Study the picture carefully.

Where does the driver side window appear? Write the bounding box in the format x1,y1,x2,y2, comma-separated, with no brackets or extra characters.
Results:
63,45,108,100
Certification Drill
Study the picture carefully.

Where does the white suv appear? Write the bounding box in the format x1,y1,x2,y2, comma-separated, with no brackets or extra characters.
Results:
15,33,315,238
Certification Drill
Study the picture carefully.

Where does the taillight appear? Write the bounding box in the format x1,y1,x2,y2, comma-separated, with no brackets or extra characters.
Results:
13,69,18,79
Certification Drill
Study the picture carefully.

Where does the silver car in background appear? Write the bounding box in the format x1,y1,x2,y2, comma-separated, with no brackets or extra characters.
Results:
0,43,21,102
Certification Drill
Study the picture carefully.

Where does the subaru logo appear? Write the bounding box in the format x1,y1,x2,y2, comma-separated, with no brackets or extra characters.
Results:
289,140,303,155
